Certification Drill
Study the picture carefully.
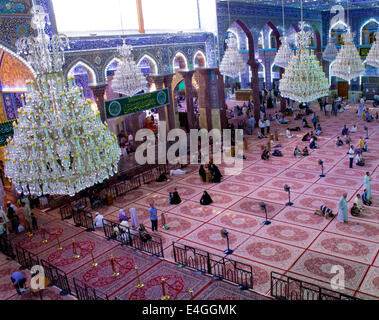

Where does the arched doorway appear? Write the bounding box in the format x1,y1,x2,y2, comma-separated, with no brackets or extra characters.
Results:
360,19,378,45
67,61,97,102
172,52,188,71
193,51,206,68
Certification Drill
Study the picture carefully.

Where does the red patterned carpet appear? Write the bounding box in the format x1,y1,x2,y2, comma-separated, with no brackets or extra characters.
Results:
1,101,378,300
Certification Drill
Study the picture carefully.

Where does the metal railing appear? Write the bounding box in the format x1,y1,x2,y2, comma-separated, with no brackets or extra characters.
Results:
72,209,95,232
270,272,360,300
103,219,164,258
73,278,109,300
40,259,71,296
172,242,253,290
15,245,39,270
0,235,15,259
59,197,88,221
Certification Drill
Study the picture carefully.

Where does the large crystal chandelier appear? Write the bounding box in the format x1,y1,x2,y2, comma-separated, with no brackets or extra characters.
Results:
274,36,293,68
4,6,121,197
273,0,293,69
366,33,379,68
279,22,329,103
322,38,338,62
331,27,365,81
219,37,246,78
111,39,147,96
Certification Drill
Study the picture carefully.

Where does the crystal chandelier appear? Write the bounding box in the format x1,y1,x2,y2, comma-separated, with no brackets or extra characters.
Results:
273,0,293,69
322,38,338,62
4,6,121,197
274,36,293,68
279,21,329,103
111,39,147,96
366,32,379,68
331,27,365,81
219,37,246,78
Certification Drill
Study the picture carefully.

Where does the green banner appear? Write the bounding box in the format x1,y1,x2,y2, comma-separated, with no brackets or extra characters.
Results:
0,119,15,147
359,47,370,58
105,88,170,119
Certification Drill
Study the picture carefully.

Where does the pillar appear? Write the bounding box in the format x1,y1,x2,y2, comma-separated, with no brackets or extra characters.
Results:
248,60,261,122
163,74,177,130
196,68,212,130
215,69,228,130
89,83,107,122
178,70,196,130
279,68,286,112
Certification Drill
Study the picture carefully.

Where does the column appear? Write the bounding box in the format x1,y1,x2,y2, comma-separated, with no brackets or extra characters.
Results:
89,83,107,122
215,69,228,130
279,68,286,112
196,68,212,130
178,70,196,130
248,60,261,122
163,74,177,130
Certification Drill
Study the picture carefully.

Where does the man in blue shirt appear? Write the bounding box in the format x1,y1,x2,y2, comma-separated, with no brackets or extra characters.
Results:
149,202,158,232
362,189,372,206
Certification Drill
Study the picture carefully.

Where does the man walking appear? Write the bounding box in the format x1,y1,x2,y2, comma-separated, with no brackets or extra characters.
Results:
348,145,355,169
149,202,158,232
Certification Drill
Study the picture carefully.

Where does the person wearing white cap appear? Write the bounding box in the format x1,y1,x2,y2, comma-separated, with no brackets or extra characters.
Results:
93,212,104,228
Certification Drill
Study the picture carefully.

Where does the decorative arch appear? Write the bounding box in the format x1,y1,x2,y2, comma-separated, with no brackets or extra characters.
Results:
329,20,347,38
137,54,158,75
360,18,378,45
104,57,122,82
172,52,188,71
67,60,97,85
193,50,206,68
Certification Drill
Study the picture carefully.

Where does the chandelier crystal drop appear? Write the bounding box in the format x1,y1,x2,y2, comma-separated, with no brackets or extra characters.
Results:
366,33,379,68
111,39,147,96
273,36,293,68
219,37,246,78
331,28,365,81
4,6,121,197
322,38,338,62
279,22,329,103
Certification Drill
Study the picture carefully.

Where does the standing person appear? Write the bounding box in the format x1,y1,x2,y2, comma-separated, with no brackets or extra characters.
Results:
337,193,348,223
129,208,139,230
21,200,32,235
10,271,27,295
149,202,158,232
265,118,271,135
311,113,318,130
363,172,372,200
258,118,266,137
348,145,355,168
332,101,338,116
6,202,17,234
93,212,104,228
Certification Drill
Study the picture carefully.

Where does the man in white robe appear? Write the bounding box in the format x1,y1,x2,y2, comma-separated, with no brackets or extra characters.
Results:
363,172,372,200
93,212,104,228
337,193,348,223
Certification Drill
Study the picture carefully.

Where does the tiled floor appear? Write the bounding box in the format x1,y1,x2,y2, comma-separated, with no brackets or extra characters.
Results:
2,101,378,300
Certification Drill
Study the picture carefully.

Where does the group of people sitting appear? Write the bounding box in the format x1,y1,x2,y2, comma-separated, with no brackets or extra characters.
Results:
351,189,373,217
293,145,309,158
199,163,222,183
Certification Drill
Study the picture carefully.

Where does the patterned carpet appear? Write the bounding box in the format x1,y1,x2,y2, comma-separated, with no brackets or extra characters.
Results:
1,101,378,300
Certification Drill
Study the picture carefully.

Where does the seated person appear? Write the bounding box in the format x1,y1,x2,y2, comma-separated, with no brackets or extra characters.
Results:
302,146,309,156
345,134,351,145
309,137,318,149
336,136,344,146
362,189,372,206
138,224,152,242
209,163,222,183
261,147,270,160
270,139,281,149
350,124,357,133
289,126,301,131
355,152,365,166
118,209,129,223
200,191,213,205
169,188,182,204
302,118,311,128
199,165,206,182
310,131,317,141
93,212,104,228
366,112,373,122
315,124,323,136
341,125,349,136
286,129,293,138
294,146,302,158
354,194,364,211
294,111,302,120
302,132,311,141
280,116,288,124
272,149,283,157
350,203,360,217
362,141,368,152
156,173,168,182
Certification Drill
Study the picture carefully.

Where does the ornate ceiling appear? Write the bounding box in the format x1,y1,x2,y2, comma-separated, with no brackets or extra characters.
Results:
218,0,379,11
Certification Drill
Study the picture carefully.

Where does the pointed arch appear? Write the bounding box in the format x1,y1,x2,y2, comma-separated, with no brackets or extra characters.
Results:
137,54,158,75
67,60,97,85
172,52,188,71
0,43,36,78
104,57,122,82
193,50,206,68
360,18,379,45
329,20,347,38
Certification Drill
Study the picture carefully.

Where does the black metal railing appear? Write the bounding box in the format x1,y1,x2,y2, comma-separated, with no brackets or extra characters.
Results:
102,219,164,258
40,259,71,296
270,272,360,300
0,235,15,259
59,197,88,221
72,209,95,232
172,242,253,290
15,245,40,270
73,278,109,300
